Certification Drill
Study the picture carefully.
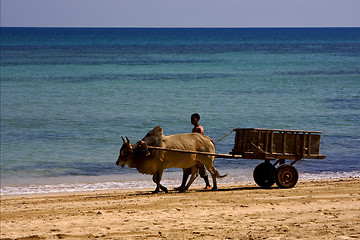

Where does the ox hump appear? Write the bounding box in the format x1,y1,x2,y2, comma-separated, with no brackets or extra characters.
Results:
142,126,164,144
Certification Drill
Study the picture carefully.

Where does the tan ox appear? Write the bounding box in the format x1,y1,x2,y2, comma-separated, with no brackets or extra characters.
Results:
116,126,226,193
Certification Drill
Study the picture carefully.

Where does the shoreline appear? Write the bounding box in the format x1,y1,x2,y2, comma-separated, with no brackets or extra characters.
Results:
1,178,359,239
1,176,359,199
2,170,359,196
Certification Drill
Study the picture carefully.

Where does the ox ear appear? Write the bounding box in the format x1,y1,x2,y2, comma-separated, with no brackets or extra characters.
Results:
126,137,130,144
121,136,126,144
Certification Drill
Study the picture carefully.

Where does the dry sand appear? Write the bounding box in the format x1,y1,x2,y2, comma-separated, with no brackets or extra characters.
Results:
1,178,359,240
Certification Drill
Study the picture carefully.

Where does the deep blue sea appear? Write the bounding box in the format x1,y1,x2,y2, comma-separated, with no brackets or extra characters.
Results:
1,28,359,195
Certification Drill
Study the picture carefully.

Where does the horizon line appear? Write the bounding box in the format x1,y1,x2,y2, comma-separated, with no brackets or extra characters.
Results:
1,26,359,29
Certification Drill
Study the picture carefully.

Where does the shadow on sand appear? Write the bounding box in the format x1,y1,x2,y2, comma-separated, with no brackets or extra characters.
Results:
127,185,278,196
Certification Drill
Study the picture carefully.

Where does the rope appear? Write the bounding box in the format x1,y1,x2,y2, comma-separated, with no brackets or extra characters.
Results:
250,142,268,154
214,129,235,143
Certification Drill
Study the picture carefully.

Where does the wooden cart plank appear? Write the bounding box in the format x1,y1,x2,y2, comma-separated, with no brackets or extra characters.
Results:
232,128,326,161
234,128,323,134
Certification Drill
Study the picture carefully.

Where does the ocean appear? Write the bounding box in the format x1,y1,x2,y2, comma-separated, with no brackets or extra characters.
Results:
1,27,359,195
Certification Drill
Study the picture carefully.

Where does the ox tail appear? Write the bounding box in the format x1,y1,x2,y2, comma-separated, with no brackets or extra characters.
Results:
214,169,227,179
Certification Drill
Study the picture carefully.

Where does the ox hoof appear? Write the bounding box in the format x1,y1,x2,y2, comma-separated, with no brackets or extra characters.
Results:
211,187,218,191
157,186,168,193
175,186,186,192
174,186,185,191
153,186,168,193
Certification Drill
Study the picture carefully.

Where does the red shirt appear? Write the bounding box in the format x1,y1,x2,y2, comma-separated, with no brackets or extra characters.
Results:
192,125,204,135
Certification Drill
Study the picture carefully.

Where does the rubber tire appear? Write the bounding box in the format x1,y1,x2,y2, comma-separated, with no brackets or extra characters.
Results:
275,164,298,188
253,162,276,188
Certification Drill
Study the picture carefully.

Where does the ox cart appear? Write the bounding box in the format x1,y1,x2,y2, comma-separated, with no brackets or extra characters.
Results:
148,128,326,189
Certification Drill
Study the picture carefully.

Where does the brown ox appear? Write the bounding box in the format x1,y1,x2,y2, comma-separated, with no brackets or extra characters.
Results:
116,126,226,193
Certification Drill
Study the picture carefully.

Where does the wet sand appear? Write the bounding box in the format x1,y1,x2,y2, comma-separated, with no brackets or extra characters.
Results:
1,178,359,239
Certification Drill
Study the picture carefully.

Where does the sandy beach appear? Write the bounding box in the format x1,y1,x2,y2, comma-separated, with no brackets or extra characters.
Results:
1,178,359,240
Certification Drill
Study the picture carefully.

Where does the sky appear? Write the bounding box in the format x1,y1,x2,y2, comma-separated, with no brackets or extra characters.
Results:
1,0,359,28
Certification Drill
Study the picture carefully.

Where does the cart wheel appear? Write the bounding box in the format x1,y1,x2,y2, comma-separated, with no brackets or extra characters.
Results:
275,164,298,188
253,162,276,188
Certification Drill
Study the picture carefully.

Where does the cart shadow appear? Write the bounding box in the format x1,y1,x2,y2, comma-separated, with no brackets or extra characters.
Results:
196,186,278,192
208,186,279,192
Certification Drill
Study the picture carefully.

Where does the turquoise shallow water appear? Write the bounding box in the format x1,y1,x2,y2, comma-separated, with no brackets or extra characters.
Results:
1,28,359,195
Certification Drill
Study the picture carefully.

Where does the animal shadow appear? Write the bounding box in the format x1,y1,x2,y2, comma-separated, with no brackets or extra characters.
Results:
128,185,278,196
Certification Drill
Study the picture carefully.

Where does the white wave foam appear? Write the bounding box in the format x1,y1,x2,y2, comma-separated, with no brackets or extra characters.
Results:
300,171,360,180
1,170,359,196
0,181,155,196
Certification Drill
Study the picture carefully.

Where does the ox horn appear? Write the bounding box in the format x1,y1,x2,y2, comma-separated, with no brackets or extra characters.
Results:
126,137,130,144
121,136,126,143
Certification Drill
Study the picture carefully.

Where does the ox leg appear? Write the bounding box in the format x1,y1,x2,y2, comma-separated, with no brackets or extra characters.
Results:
175,168,191,191
203,164,218,191
182,174,198,192
153,176,160,193
209,171,218,191
152,172,168,193
181,166,199,192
